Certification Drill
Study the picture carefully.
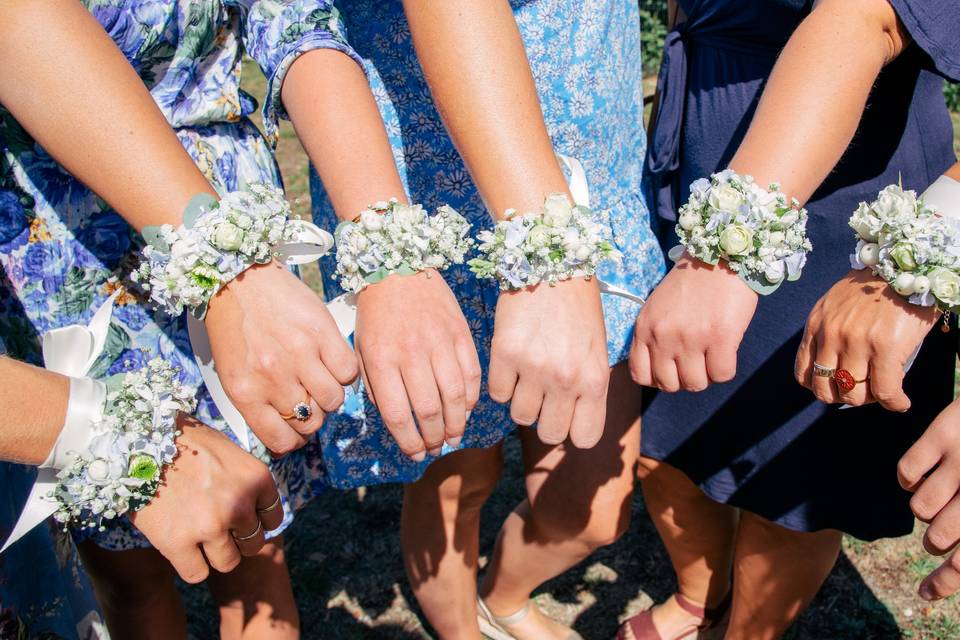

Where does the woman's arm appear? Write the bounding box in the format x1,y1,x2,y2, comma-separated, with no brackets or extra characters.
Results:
399,0,610,449
0,0,358,456
0,0,214,228
281,49,481,458
631,0,912,393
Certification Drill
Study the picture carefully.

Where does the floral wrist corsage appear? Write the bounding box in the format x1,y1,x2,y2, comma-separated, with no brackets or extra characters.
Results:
54,358,196,531
468,193,621,290
133,183,293,318
849,184,960,311
334,199,474,294
674,170,812,294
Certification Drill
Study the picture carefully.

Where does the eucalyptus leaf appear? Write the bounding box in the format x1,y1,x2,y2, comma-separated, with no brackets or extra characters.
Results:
141,225,169,253
182,193,219,229
739,271,782,296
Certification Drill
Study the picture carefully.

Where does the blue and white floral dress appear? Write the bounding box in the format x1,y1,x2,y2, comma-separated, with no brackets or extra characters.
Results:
0,0,360,567
307,0,666,487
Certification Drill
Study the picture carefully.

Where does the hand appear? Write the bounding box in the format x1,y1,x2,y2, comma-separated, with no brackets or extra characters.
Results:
355,270,481,460
795,269,938,410
204,261,359,455
489,277,609,449
898,399,960,600
630,256,757,392
130,414,284,583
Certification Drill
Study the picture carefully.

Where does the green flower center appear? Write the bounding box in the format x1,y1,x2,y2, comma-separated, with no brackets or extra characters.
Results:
128,454,159,481
190,269,221,290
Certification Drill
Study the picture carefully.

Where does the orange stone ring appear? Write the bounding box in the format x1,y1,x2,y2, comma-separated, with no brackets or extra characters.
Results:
833,368,869,393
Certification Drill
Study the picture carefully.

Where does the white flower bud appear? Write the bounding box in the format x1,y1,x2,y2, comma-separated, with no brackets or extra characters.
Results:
858,242,880,267
912,275,931,295
893,272,915,295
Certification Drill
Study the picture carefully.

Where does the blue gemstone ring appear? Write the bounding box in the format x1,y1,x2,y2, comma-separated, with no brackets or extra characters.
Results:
280,395,313,422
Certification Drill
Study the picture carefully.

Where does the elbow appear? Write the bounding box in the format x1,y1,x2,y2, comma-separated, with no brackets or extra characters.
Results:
811,0,911,65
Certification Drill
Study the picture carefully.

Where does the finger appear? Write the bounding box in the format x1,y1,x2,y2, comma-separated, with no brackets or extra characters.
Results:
254,475,284,532
202,534,243,574
454,336,482,413
568,393,608,450
433,348,467,449
367,365,426,462
810,340,841,405
912,467,960,523
319,321,360,385
652,355,680,393
925,495,960,555
537,391,576,446
920,551,960,601
704,341,737,384
488,344,519,404
676,352,709,392
900,433,947,492
268,383,323,437
298,360,345,413
868,352,911,412
231,513,266,558
834,355,872,407
356,348,377,408
795,326,816,389
510,376,544,428
248,407,307,457
402,361,446,456
629,340,654,387
164,543,210,584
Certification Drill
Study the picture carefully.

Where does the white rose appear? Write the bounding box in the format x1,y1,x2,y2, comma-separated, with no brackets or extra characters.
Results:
929,268,960,307
777,210,799,228
708,184,744,213
542,194,574,227
392,203,423,227
912,275,931,295
893,272,915,296
678,211,700,231
764,260,785,284
858,242,881,267
575,245,592,261
873,186,917,224
211,222,245,252
346,232,370,253
767,231,785,247
87,459,111,482
527,225,551,248
718,223,754,256
360,209,384,231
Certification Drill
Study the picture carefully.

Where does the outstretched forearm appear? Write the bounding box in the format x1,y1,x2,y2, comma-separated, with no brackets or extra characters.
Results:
0,357,68,466
0,0,215,230
730,0,910,203
282,49,408,215
401,0,571,216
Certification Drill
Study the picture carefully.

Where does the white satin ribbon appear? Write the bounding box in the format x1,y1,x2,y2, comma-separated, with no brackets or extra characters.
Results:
923,175,960,221
187,220,357,450
2,292,119,552
557,153,647,306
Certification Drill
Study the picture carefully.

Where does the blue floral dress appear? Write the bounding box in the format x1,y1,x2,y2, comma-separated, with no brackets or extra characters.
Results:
306,0,666,487
0,1,359,629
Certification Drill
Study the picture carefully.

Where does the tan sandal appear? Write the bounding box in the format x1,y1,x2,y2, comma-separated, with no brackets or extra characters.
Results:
616,592,732,640
477,597,583,640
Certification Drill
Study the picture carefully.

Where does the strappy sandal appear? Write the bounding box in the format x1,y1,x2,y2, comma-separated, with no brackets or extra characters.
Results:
616,591,732,640
477,596,583,640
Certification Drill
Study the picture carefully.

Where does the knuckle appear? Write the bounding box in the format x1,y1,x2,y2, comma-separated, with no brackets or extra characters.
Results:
897,459,919,488
317,386,345,412
927,526,955,553
270,435,300,456
381,407,413,429
442,381,466,403
254,352,279,374
553,369,578,390
949,551,960,572
911,493,939,521
223,376,258,406
414,401,443,422
183,566,209,584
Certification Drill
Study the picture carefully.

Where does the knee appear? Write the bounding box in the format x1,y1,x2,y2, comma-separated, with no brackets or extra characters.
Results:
84,549,176,611
423,449,503,514
530,483,633,550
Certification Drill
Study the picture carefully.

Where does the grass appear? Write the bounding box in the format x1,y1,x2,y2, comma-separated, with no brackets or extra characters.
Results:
178,61,960,639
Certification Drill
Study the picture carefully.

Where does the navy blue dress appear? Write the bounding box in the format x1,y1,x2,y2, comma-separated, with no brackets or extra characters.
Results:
640,0,960,540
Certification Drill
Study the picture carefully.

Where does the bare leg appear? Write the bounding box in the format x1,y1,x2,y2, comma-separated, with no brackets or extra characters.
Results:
724,512,841,640
78,542,188,640
479,363,642,639
633,457,739,638
401,444,504,640
207,536,300,640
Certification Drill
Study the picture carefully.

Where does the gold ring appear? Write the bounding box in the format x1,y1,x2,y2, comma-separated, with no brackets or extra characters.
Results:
257,495,282,515
232,521,263,543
